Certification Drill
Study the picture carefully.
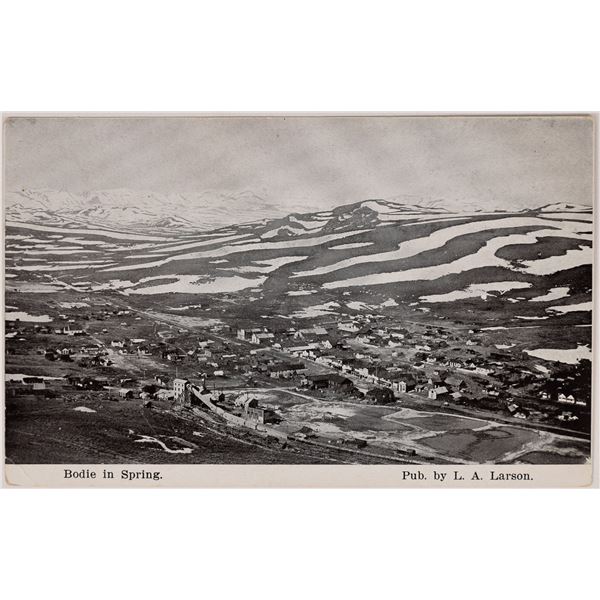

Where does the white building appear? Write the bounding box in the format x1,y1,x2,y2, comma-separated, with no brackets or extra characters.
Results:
428,386,449,400
251,332,275,345
173,378,191,406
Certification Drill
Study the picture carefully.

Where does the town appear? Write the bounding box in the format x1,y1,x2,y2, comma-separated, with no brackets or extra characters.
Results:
5,287,592,465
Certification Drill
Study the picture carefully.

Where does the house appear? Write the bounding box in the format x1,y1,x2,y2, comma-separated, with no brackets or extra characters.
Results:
91,355,112,367
22,377,46,392
558,411,579,422
444,358,461,369
234,395,277,424
393,376,417,393
338,321,360,333
156,389,175,401
282,343,319,357
111,340,126,348
428,386,449,400
304,374,355,392
377,376,393,388
355,333,373,344
558,393,576,404
164,350,186,362
81,344,100,354
354,366,370,378
154,375,169,386
237,328,246,340
428,375,443,386
389,329,406,339
474,366,492,376
56,324,85,336
300,326,328,337
445,376,466,390
251,332,275,345
269,362,307,379
196,348,213,360
507,402,520,414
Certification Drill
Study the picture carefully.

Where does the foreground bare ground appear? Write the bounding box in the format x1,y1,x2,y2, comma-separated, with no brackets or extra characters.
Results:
7,394,422,465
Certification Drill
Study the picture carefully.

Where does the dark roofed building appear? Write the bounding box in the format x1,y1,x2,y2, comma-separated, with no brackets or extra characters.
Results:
445,376,467,390
269,362,307,379
393,375,418,393
367,387,395,404
305,373,355,392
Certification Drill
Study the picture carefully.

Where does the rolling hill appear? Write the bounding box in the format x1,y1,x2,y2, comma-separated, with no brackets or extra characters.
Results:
5,197,593,328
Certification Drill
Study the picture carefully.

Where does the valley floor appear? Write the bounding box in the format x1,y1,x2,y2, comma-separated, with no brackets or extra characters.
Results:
4,279,592,466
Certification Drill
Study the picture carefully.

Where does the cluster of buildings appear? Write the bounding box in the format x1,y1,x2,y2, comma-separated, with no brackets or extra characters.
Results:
230,315,589,418
5,293,590,431
172,377,278,425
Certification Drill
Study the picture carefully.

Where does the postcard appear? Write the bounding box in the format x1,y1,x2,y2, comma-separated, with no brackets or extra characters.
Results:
2,114,595,487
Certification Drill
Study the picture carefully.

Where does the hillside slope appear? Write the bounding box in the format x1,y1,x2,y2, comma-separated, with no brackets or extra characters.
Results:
5,198,593,326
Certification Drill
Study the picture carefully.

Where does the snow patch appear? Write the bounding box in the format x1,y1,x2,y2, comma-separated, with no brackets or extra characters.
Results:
5,311,52,322
134,435,193,454
546,302,593,314
530,287,570,302
525,345,591,365
291,302,340,319
346,301,372,311
420,282,531,303
380,298,399,307
517,246,591,276
515,316,549,320
329,242,374,250
219,256,308,274
126,275,267,295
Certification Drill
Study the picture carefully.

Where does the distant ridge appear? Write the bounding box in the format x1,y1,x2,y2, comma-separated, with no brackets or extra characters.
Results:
5,188,593,232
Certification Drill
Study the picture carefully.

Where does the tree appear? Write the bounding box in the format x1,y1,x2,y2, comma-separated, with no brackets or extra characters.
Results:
367,387,395,404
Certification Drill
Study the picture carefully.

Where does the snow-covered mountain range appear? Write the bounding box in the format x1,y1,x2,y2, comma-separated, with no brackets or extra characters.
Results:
5,189,592,232
5,195,593,314
5,189,326,231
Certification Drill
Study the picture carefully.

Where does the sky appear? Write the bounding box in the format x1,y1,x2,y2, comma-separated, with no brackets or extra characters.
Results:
4,115,594,211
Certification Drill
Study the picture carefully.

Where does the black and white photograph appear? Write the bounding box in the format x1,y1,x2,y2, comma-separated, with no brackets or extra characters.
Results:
2,4,599,600
2,114,594,481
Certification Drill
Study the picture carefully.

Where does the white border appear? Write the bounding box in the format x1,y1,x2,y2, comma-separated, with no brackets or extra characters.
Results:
1,1,599,599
